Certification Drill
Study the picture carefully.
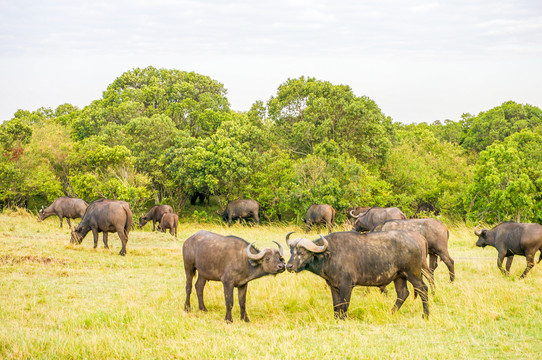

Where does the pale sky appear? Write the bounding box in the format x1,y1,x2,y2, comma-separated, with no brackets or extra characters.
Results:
1,0,541,124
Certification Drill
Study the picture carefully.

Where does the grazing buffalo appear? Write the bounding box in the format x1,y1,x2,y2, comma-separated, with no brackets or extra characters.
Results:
475,222,542,278
373,218,455,282
351,206,407,232
305,204,336,233
216,199,260,226
183,230,285,322
71,199,134,256
38,197,88,228
139,205,173,231
285,231,429,319
158,213,179,237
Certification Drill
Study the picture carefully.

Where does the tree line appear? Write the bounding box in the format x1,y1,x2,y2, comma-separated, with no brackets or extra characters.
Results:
1,66,542,224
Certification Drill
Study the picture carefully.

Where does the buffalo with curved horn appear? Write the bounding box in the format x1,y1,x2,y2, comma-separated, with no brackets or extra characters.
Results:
183,230,285,323
285,230,429,319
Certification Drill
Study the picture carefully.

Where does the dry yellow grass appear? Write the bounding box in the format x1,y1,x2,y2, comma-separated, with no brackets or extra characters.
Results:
1,212,541,359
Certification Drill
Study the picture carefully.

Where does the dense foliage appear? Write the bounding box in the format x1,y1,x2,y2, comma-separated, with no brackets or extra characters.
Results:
2,66,541,223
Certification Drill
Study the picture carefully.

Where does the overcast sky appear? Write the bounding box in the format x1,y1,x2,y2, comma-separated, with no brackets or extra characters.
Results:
1,0,541,124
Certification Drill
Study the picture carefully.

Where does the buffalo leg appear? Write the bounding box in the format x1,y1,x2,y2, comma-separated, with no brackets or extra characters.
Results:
337,285,353,319
408,274,430,319
102,232,109,249
59,216,63,228
222,280,235,323
439,250,455,282
497,252,507,275
253,213,260,226
329,286,342,319
305,222,312,233
152,221,156,231
326,220,333,234
429,253,439,274
116,227,128,256
92,228,99,249
392,277,410,313
238,284,249,322
505,256,514,273
195,276,207,312
66,218,72,229
184,267,195,312
520,253,535,279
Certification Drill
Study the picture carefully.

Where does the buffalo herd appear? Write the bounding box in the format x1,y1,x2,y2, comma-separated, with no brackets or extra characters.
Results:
36,196,542,322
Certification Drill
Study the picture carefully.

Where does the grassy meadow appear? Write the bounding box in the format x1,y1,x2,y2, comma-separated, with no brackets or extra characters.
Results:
1,210,542,359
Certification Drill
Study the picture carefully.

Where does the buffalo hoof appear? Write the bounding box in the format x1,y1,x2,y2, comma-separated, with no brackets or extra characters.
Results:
119,250,126,256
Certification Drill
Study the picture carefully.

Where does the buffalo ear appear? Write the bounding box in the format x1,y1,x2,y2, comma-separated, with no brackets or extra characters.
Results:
481,230,487,237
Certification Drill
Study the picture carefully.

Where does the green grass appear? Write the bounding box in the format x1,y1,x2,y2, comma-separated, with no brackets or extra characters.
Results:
1,212,541,359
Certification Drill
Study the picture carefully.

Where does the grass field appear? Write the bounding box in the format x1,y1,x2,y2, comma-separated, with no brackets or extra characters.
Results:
1,210,541,359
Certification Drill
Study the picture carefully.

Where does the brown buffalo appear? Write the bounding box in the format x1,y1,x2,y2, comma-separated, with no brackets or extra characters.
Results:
157,213,179,237
71,199,134,256
139,205,173,231
216,199,260,226
305,204,336,233
183,230,285,322
38,197,88,228
475,222,542,278
372,218,455,282
351,207,407,232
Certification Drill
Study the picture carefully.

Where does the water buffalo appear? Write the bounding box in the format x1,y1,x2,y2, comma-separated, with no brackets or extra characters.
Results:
216,199,260,226
183,230,285,322
285,231,429,319
157,213,178,237
71,199,134,256
475,222,542,278
373,218,455,282
38,196,88,228
351,206,407,232
305,204,336,233
139,205,173,231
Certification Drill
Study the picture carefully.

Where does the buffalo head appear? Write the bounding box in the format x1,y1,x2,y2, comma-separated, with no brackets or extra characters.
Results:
70,229,83,244
474,226,489,247
37,206,45,221
138,215,149,228
285,231,328,272
246,241,285,274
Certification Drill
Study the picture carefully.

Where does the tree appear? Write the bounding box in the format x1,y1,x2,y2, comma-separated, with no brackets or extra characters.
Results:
466,130,542,223
267,77,393,165
460,101,542,152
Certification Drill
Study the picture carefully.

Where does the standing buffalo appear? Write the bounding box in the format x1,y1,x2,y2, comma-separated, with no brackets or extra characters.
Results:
351,207,407,232
373,218,455,282
38,197,88,228
157,213,179,237
139,205,173,231
183,230,285,322
305,204,336,233
216,199,260,226
285,231,429,319
475,222,542,278
71,199,134,256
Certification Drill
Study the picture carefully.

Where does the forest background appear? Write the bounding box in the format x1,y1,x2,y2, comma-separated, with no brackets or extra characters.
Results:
2,66,541,225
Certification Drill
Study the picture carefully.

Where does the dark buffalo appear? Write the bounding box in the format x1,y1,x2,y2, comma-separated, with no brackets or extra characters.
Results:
216,199,260,226
183,230,285,322
139,205,173,231
351,206,407,232
157,213,179,237
285,231,429,319
305,204,336,233
38,196,88,228
373,218,455,282
475,222,542,278
71,199,134,256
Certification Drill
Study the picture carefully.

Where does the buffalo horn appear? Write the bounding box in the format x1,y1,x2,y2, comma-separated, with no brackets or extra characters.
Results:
349,210,361,219
272,241,284,257
474,226,484,236
285,231,296,247
246,243,267,261
298,236,328,253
